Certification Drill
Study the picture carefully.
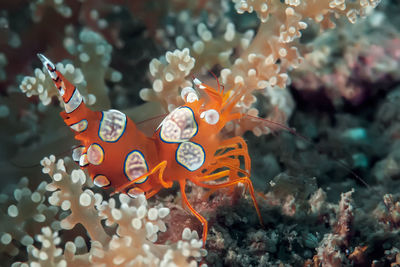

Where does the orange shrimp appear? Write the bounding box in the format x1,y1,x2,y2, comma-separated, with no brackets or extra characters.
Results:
38,54,263,245
116,78,264,244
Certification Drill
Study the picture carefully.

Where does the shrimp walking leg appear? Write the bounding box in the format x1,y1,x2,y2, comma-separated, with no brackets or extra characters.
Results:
207,157,247,178
194,169,231,202
114,160,171,193
214,149,250,175
145,188,161,199
215,136,251,172
190,176,264,227
218,136,249,151
197,170,230,182
179,179,208,246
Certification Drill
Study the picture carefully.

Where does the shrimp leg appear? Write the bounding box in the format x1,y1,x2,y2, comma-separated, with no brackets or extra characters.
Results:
179,179,208,246
215,136,251,173
206,157,246,177
114,161,172,194
145,188,162,199
218,136,249,150
197,170,230,182
190,176,264,227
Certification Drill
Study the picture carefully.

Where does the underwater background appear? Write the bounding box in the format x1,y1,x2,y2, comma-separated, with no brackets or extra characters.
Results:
1,0,400,266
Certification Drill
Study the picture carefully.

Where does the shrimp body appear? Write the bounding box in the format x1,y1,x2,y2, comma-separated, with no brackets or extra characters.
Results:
38,54,262,245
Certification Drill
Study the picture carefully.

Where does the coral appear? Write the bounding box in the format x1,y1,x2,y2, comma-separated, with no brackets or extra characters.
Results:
140,48,195,111
65,28,121,109
139,0,382,135
0,177,58,258
291,10,400,106
308,188,328,214
4,0,400,266
18,27,122,110
20,62,91,106
314,190,355,267
18,227,70,267
260,173,319,217
218,0,380,134
41,155,108,244
30,0,73,22
234,0,380,24
8,155,207,266
374,194,400,230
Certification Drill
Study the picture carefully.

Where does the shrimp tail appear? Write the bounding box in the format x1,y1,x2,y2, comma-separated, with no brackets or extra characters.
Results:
37,54,96,125
37,54,75,104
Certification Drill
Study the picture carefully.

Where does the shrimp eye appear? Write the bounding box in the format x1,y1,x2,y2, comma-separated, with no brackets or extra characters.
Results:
200,109,219,125
181,87,198,103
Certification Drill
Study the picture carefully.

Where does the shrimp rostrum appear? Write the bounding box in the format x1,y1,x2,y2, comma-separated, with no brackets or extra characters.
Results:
38,54,263,245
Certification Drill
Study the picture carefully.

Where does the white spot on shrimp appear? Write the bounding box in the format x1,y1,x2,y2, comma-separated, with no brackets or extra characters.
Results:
87,143,104,165
70,119,88,132
99,109,127,142
176,141,205,171
124,151,148,183
93,175,110,187
200,109,219,125
160,107,197,143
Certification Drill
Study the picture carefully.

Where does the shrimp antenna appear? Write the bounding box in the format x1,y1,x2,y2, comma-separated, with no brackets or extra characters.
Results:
208,71,223,93
9,160,42,169
9,147,77,169
244,114,371,189
192,75,199,89
190,75,200,95
136,113,168,126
